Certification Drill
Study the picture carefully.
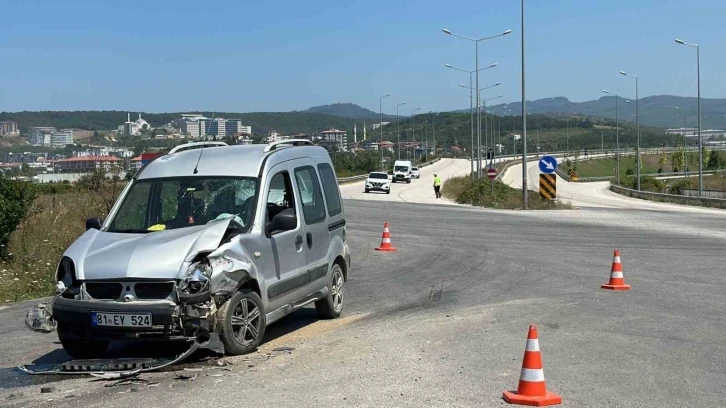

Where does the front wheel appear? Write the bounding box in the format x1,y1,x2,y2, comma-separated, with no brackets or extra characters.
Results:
364,188,369,193
316,264,345,319
218,289,266,355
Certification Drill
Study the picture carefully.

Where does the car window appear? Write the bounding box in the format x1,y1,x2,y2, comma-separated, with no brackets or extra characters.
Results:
369,173,388,179
266,171,296,222
111,182,152,231
317,163,342,217
294,166,326,225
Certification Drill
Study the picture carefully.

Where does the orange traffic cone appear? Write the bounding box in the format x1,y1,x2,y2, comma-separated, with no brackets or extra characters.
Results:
601,249,631,290
374,222,397,252
503,325,562,406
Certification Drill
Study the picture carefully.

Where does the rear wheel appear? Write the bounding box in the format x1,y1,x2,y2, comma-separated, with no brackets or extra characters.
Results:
58,332,109,359
365,188,370,193
218,289,266,355
316,264,345,319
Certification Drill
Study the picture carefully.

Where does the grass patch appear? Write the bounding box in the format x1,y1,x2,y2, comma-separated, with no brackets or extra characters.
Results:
569,152,709,179
442,175,573,209
0,191,108,303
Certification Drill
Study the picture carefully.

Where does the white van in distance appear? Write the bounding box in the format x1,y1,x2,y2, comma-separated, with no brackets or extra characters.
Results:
392,160,413,183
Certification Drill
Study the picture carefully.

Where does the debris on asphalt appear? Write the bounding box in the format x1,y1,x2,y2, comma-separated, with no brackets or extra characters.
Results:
25,303,57,333
183,368,204,372
40,386,55,394
174,373,198,381
272,347,295,352
103,378,152,388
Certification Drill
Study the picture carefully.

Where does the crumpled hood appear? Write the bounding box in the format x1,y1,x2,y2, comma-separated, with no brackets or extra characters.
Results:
66,219,233,280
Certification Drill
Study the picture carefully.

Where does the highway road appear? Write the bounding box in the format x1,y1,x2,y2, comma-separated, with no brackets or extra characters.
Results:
0,158,725,407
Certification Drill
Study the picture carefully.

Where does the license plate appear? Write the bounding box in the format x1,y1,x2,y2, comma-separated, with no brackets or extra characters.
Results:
91,312,151,328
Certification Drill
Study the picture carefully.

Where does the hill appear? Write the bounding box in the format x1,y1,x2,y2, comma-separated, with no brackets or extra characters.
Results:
303,103,382,119
486,95,726,129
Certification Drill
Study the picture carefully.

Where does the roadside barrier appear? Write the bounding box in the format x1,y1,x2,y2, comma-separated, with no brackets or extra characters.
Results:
610,184,726,210
336,158,441,183
503,325,562,406
601,249,631,290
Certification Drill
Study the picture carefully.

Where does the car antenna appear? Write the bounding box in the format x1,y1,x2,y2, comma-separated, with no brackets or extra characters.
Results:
192,112,216,174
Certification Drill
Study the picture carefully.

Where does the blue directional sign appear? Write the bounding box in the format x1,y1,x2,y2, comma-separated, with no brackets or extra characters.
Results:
538,155,557,174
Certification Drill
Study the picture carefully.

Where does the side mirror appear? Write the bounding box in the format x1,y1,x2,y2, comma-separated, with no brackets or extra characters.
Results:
267,209,297,235
86,217,103,231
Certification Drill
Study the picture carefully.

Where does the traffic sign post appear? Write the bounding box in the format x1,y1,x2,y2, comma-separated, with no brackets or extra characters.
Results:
487,167,497,195
539,173,556,203
538,155,557,174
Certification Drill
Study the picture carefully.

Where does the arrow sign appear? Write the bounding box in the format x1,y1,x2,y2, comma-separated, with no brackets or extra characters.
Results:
538,155,557,174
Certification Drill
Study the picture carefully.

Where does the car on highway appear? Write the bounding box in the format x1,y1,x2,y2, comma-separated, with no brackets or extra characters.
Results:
365,172,391,194
411,167,420,179
51,140,351,358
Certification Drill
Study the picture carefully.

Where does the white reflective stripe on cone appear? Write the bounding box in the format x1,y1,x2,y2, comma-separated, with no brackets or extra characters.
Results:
519,368,545,382
613,256,621,263
525,339,540,352
382,238,391,243
610,272,623,278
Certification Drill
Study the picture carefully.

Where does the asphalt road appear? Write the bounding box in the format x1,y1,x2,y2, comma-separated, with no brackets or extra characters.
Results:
1,159,725,407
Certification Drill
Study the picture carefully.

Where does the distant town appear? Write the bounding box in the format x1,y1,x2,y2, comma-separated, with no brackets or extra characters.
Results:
0,114,432,183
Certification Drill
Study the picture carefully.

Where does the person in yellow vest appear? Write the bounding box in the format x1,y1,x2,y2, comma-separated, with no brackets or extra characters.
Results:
433,173,442,198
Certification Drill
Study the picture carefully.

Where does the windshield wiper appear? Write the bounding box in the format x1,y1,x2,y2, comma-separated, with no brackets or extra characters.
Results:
112,228,155,234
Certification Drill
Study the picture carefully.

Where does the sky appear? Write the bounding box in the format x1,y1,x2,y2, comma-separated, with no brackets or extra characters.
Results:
1,0,725,114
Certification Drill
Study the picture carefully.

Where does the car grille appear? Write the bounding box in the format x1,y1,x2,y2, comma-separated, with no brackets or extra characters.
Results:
372,182,383,187
85,282,123,300
134,282,175,300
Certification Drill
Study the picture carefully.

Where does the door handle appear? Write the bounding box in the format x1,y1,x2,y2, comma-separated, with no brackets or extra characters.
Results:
295,235,303,246
306,232,313,248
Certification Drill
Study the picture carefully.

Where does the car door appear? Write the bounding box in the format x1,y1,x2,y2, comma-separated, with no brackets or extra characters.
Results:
290,159,331,295
260,162,308,312
316,161,345,244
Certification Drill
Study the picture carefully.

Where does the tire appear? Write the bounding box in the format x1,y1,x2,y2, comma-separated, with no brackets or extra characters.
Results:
365,188,369,193
316,263,345,319
407,179,411,184
58,332,109,359
386,190,390,194
218,289,266,355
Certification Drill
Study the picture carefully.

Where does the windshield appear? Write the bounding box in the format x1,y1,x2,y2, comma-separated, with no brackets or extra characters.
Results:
369,173,388,179
394,166,409,172
108,176,258,233
412,167,419,171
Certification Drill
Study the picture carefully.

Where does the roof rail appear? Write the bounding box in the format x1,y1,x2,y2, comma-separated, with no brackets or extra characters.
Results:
169,141,228,155
263,139,314,152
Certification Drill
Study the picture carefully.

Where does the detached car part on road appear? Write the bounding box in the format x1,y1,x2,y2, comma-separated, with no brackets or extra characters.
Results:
49,140,351,358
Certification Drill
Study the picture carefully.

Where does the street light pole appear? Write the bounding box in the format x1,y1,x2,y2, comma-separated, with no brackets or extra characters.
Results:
620,71,640,190
675,106,687,178
603,90,620,184
411,107,421,161
521,0,527,208
443,28,512,179
379,93,391,171
396,102,406,160
445,63,497,178
675,38,702,195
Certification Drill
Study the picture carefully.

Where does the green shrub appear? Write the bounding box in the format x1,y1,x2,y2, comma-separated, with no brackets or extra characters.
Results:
0,176,36,257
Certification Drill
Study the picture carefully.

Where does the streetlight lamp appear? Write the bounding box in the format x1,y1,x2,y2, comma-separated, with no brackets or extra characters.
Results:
620,70,641,190
379,93,391,171
445,62,498,178
443,27,512,178
675,38,702,195
460,82,501,177
603,89,621,184
396,102,406,160
675,106,687,177
411,107,421,161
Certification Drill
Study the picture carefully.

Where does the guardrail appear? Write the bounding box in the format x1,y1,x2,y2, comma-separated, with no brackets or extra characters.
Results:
336,158,442,183
609,184,726,209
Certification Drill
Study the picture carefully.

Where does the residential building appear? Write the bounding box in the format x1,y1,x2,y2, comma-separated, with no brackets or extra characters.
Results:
51,129,74,147
225,120,252,136
29,127,55,146
320,128,348,152
54,155,122,173
0,121,20,136
206,118,226,140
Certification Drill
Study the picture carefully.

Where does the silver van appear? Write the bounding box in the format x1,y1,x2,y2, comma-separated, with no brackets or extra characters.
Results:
52,140,350,357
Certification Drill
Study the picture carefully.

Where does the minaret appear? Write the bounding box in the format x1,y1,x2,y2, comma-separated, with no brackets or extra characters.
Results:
127,113,130,122
363,121,367,141
354,122,357,143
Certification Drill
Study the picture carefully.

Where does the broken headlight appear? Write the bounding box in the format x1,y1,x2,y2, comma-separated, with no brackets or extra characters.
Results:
55,256,76,288
178,261,212,294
